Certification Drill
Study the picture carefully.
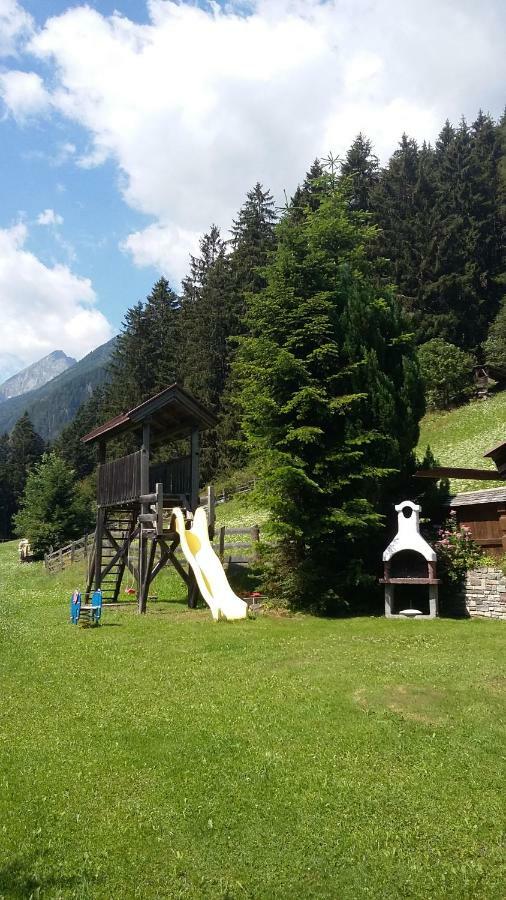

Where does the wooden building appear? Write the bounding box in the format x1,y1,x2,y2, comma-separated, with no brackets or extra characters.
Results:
417,438,506,557
447,487,506,557
82,384,216,612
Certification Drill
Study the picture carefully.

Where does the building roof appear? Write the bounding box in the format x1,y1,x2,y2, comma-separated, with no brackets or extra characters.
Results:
447,486,506,507
82,383,217,445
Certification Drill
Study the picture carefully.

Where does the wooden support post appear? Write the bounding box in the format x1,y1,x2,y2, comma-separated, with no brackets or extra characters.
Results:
94,508,106,591
155,482,163,535
190,427,199,513
138,423,151,613
218,525,225,560
207,484,216,532
139,535,157,613
251,524,259,561
187,568,199,609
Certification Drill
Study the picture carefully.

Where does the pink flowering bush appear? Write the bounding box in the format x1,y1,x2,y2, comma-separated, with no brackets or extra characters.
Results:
434,512,487,585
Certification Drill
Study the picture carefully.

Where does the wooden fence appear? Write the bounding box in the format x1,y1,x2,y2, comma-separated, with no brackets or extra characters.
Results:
44,533,94,575
214,525,260,566
44,523,260,575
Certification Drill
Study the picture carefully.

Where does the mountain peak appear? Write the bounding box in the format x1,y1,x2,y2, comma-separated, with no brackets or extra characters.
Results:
0,351,77,402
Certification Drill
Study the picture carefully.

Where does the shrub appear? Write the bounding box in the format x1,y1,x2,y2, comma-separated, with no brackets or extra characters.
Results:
484,298,506,373
434,513,487,586
418,338,474,409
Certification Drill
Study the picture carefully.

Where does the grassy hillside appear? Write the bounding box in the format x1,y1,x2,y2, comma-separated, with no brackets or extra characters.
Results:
0,541,505,899
418,390,506,492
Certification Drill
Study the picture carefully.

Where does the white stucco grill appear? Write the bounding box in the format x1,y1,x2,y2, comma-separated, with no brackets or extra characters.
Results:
380,501,439,619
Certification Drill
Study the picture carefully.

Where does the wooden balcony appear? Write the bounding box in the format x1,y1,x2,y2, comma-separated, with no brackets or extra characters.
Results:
97,452,192,507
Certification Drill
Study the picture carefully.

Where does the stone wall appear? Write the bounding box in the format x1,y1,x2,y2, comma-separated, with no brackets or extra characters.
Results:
459,567,506,620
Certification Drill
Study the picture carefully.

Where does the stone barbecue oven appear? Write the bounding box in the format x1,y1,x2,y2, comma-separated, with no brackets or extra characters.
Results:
381,501,439,619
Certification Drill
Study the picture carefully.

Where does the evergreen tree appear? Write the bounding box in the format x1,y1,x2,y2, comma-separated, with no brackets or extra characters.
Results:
289,159,326,221
144,277,181,391
340,133,379,211
178,226,237,479
55,386,107,479
14,452,93,556
219,184,278,470
234,170,424,612
230,183,277,303
105,277,181,418
0,433,14,539
105,302,151,414
8,413,45,501
372,133,425,318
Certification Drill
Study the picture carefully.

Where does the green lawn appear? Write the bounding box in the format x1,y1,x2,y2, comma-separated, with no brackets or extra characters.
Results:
418,390,506,492
0,543,505,898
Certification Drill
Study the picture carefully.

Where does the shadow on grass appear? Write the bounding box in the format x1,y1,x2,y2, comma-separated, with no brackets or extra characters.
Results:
0,856,99,898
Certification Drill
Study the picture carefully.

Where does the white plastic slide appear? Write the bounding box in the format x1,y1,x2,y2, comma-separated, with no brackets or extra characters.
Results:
171,507,248,621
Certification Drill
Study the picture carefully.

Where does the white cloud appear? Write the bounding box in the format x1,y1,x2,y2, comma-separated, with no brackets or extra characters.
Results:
122,222,200,285
3,0,504,279
0,69,49,118
37,208,63,226
0,0,33,57
0,222,113,370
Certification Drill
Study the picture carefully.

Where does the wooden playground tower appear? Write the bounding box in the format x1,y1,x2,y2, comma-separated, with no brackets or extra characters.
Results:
82,384,216,613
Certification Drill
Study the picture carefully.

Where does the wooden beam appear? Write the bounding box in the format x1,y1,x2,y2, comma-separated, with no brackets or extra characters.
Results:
415,467,502,481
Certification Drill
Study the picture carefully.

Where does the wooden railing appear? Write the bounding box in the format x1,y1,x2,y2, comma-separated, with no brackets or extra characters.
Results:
150,455,191,495
98,451,142,506
215,525,260,566
44,533,94,574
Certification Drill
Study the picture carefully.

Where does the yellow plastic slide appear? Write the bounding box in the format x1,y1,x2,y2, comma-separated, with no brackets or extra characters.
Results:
171,507,248,621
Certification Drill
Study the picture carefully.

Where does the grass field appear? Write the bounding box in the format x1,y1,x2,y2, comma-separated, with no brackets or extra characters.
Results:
1,541,505,899
418,390,506,492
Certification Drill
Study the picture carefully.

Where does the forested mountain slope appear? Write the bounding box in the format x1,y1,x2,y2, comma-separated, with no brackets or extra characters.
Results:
0,338,116,441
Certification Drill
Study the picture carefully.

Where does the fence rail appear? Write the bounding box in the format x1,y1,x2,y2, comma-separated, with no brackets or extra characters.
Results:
44,533,94,575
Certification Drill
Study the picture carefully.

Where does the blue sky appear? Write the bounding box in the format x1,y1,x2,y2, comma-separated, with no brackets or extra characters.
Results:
0,0,504,379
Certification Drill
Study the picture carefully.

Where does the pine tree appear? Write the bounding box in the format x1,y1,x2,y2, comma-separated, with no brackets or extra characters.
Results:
144,277,181,391
14,452,93,556
372,133,424,317
219,184,278,471
230,183,277,302
340,133,379,211
176,226,239,479
289,159,326,221
234,170,424,612
8,412,45,501
55,386,107,479
105,302,151,415
105,277,181,419
0,432,14,539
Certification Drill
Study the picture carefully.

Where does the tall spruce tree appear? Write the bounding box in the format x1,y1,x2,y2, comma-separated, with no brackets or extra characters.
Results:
0,432,14,539
219,184,278,470
178,226,236,479
105,277,181,417
234,170,424,612
8,412,45,501
340,133,379,211
55,386,107,479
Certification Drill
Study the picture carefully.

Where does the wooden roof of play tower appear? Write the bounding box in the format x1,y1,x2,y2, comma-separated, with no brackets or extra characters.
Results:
82,383,217,447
